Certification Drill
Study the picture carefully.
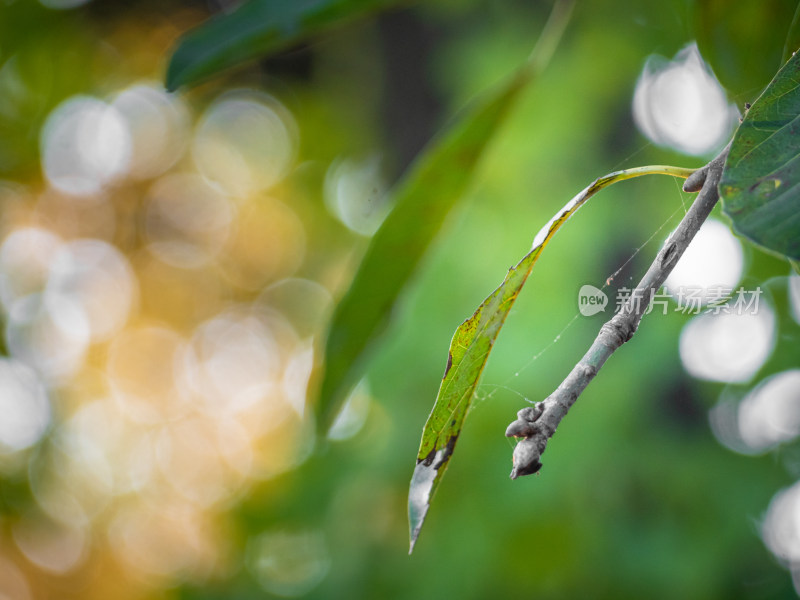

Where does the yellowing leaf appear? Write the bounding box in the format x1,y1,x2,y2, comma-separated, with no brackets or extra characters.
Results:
408,164,696,552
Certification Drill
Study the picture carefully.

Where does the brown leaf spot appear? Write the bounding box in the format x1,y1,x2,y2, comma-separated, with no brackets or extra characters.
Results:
443,352,453,379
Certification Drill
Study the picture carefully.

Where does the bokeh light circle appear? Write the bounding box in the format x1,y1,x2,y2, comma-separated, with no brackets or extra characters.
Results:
45,239,137,342
192,91,297,197
13,514,86,574
5,294,90,381
738,369,800,452
180,307,289,418
246,529,330,597
41,96,132,197
0,227,63,315
763,481,800,569
111,83,190,180
145,173,235,268
679,303,775,383
259,278,333,340
324,155,389,236
0,358,50,453
789,271,800,324
664,219,744,306
633,43,739,156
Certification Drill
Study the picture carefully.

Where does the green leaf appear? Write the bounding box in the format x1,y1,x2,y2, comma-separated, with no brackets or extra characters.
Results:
408,165,697,553
165,0,392,91
317,0,575,432
719,48,800,261
695,0,797,99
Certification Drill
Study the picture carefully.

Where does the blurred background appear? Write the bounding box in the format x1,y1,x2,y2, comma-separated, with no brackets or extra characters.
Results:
0,0,799,598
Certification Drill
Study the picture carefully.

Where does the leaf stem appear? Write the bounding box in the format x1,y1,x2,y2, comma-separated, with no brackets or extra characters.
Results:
528,164,698,256
597,164,698,184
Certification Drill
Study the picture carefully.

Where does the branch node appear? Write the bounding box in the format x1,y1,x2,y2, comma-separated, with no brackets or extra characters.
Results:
599,319,635,346
682,165,708,192
519,403,544,422
660,242,678,269
505,402,545,437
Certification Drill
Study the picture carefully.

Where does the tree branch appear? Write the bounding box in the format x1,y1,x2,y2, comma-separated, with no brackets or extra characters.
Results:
504,145,730,479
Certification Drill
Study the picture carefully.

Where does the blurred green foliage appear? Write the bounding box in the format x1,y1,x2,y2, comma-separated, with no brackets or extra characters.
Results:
0,1,799,599
318,1,569,441
166,0,399,91
695,0,798,102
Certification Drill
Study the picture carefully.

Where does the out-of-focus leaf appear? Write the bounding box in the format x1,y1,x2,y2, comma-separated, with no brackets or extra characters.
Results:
783,3,800,63
695,0,797,99
317,0,574,433
165,0,394,91
408,165,697,552
719,48,800,261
